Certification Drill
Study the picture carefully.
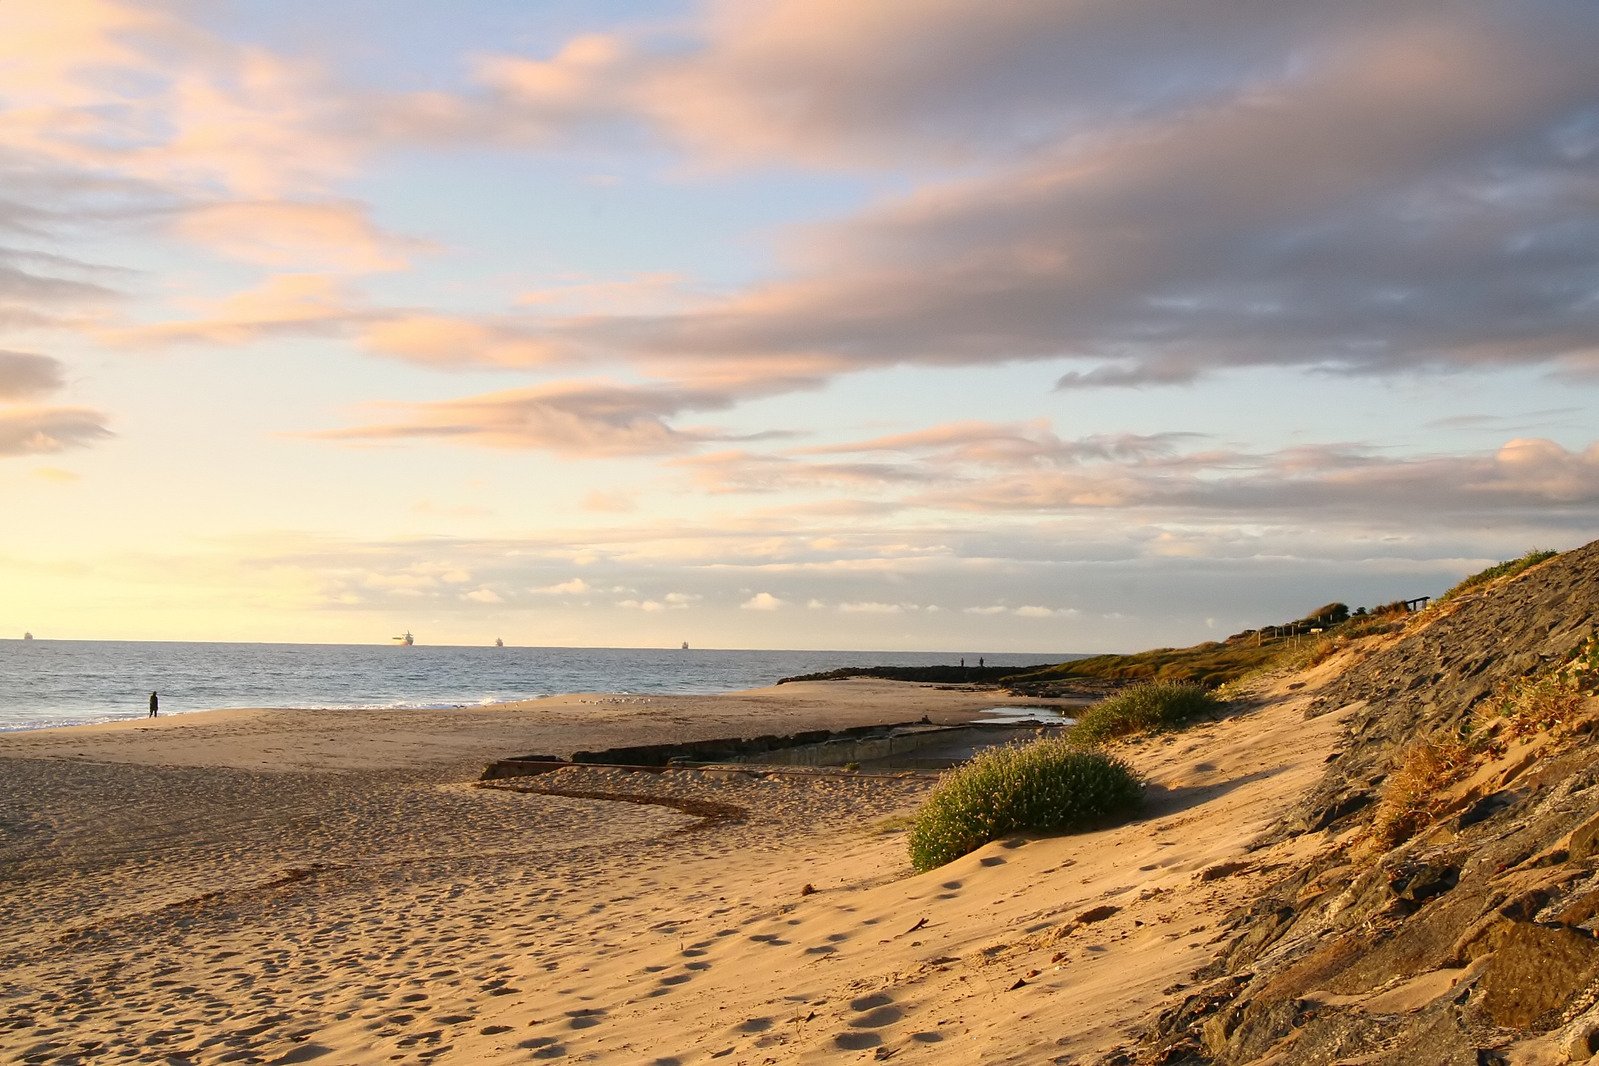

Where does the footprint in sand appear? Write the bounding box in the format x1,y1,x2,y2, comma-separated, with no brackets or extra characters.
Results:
851,1005,903,1028
979,855,1006,867
849,993,893,1012
517,1035,565,1053
737,1017,774,1033
566,1008,606,1030
832,1031,881,1050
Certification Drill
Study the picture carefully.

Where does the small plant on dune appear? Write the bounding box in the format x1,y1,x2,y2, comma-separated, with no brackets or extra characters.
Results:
1491,671,1585,741
1340,613,1407,641
1070,681,1222,746
1277,633,1344,672
1563,635,1599,696
906,739,1142,872
1362,734,1478,857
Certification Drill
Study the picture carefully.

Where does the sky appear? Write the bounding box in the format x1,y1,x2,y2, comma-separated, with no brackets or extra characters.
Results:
2,0,1597,653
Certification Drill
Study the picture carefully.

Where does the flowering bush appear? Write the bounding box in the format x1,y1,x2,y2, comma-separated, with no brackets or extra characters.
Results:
906,739,1142,872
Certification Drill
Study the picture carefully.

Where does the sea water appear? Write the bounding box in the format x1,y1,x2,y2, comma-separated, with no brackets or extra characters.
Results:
0,640,1068,732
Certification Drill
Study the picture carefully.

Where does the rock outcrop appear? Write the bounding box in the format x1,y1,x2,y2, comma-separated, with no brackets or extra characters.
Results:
1137,540,1599,1065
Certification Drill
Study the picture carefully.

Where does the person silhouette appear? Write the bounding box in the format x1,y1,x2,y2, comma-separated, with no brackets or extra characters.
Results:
148,691,159,718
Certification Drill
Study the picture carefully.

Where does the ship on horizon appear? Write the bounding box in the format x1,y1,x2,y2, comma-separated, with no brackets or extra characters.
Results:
393,631,414,647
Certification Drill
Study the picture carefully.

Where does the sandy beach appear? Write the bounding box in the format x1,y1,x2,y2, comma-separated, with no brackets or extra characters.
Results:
0,675,1349,1064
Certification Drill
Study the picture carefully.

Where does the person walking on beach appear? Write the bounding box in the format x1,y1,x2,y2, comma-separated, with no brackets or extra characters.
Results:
148,691,158,718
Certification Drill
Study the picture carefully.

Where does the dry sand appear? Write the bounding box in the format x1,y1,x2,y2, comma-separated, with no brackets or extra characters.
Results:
0,676,1350,1064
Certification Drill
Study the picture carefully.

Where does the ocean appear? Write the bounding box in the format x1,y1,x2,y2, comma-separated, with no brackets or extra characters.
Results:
0,639,1068,732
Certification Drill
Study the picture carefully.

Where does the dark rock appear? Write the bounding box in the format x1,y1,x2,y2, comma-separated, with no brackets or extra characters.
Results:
1390,860,1461,907
1456,791,1517,830
1478,920,1599,1029
1567,810,1599,861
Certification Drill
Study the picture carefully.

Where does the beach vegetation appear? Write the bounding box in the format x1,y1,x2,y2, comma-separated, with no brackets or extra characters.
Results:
1489,670,1585,741
1363,733,1477,856
1440,549,1558,602
1069,681,1222,745
906,739,1142,871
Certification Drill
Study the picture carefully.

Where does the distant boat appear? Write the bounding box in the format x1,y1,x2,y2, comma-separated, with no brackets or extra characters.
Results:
393,631,414,647
22,631,33,641
494,637,504,648
681,641,689,650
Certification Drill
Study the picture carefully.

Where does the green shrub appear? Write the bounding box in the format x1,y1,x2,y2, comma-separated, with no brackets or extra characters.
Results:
906,740,1142,871
1441,549,1558,602
1070,681,1222,745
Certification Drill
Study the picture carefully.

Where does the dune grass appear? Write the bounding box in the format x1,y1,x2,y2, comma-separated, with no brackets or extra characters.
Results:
1363,734,1477,856
1069,681,1223,746
907,739,1142,871
1440,549,1557,602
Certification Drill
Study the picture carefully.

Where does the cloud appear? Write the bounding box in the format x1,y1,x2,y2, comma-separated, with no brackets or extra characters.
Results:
516,272,700,316
915,437,1599,523
172,200,433,273
533,578,592,595
433,2,1599,392
674,449,937,494
316,379,744,457
800,421,1203,468
0,1,360,199
1015,605,1076,618
465,2,1417,167
0,351,65,400
97,274,368,347
464,587,503,604
356,315,567,369
741,592,784,610
0,406,113,456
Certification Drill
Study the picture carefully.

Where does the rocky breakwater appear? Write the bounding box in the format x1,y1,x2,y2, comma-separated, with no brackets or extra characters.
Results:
1139,539,1599,1065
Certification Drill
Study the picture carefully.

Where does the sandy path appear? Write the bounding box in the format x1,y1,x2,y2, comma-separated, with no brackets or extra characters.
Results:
0,675,1348,1064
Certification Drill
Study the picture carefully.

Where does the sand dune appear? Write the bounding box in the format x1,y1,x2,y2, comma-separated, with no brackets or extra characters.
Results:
0,676,1347,1064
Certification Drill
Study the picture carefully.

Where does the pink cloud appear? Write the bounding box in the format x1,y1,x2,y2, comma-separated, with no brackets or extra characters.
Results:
97,274,368,347
173,200,433,273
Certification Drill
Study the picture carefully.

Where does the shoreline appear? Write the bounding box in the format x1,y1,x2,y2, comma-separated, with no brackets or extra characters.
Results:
0,677,1074,773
